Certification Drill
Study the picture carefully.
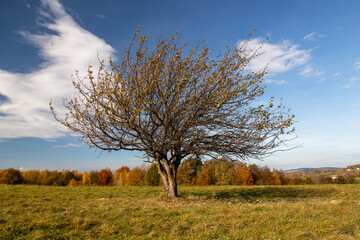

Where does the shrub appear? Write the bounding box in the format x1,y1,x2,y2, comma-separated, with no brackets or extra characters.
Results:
22,170,40,185
145,164,160,186
234,163,254,186
113,166,130,186
125,168,144,186
68,178,81,186
178,157,202,185
97,168,112,186
0,168,23,184
90,171,99,185
82,172,91,185
59,170,74,186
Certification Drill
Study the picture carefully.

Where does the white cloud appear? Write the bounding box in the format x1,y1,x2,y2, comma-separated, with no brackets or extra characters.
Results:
303,32,326,41
53,143,83,148
237,38,311,75
334,72,341,77
317,78,326,83
96,14,105,19
355,59,360,70
343,76,357,88
0,0,115,140
300,65,324,78
263,79,287,85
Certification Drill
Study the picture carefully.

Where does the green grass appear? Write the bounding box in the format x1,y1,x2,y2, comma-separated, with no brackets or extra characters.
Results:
1,184,360,239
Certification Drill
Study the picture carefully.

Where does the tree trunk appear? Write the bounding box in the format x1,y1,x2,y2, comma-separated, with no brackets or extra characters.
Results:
161,173,178,198
155,160,179,198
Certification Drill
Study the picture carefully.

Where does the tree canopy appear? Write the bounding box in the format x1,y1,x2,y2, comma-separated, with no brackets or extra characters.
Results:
51,29,295,198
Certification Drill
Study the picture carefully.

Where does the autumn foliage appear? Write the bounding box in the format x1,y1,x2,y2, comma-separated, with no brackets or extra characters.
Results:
97,168,112,186
1,161,359,187
125,168,144,186
234,163,254,186
113,166,130,186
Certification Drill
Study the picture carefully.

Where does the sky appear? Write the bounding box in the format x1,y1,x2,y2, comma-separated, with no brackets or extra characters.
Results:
0,0,359,172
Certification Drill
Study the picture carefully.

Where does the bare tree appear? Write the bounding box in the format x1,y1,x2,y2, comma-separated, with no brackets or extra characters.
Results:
50,29,295,198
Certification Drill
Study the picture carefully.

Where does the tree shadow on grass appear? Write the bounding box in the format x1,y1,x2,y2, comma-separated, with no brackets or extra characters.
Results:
180,185,336,202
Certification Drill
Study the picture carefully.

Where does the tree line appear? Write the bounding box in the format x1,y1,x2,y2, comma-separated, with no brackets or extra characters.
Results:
1,158,359,186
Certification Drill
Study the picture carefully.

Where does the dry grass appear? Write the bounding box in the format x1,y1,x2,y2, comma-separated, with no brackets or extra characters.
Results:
1,184,359,239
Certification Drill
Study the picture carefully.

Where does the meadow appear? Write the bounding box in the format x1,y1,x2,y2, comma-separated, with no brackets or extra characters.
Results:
1,184,359,239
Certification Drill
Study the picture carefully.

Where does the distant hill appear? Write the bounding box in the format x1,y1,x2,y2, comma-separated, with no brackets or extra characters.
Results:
283,167,342,174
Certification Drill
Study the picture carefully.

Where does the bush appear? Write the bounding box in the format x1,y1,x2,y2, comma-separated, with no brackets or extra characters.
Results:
97,168,112,186
68,178,81,186
82,172,91,185
178,157,202,185
125,168,144,186
22,170,40,185
146,164,160,186
59,170,74,186
90,171,99,185
113,166,130,186
234,163,254,186
0,168,23,184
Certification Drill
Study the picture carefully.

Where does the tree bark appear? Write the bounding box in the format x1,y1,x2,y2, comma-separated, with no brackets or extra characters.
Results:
161,173,178,198
155,159,178,198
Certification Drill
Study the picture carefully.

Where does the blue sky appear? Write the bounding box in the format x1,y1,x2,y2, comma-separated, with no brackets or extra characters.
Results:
0,0,359,171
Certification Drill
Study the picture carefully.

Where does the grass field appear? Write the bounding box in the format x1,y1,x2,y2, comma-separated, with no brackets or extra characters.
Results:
1,184,360,239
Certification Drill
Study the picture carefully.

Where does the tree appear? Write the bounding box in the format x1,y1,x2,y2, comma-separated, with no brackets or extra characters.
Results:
51,29,295,198
178,157,202,185
0,168,23,184
89,170,99,185
272,169,285,185
82,172,91,185
234,163,254,186
22,170,40,185
179,157,203,185
177,161,193,185
146,164,161,186
113,166,130,186
125,167,144,186
214,158,235,185
196,165,211,186
59,170,74,186
38,170,61,186
256,166,274,185
248,164,260,185
97,168,112,186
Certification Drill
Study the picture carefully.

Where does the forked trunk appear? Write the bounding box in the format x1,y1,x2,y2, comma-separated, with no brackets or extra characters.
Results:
155,160,179,198
161,173,178,198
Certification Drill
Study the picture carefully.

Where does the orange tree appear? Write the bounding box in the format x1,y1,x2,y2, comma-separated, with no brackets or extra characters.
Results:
51,29,295,198
97,168,112,186
234,163,254,186
125,167,144,186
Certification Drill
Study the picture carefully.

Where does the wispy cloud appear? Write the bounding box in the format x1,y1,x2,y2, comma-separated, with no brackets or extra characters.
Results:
334,72,341,77
317,78,326,83
303,32,326,41
354,59,360,70
53,143,83,148
344,76,357,88
0,0,115,140
300,65,324,78
96,14,105,19
237,38,311,75
263,79,287,85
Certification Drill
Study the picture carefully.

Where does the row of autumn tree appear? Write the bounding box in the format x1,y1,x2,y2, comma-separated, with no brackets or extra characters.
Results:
1,158,359,186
